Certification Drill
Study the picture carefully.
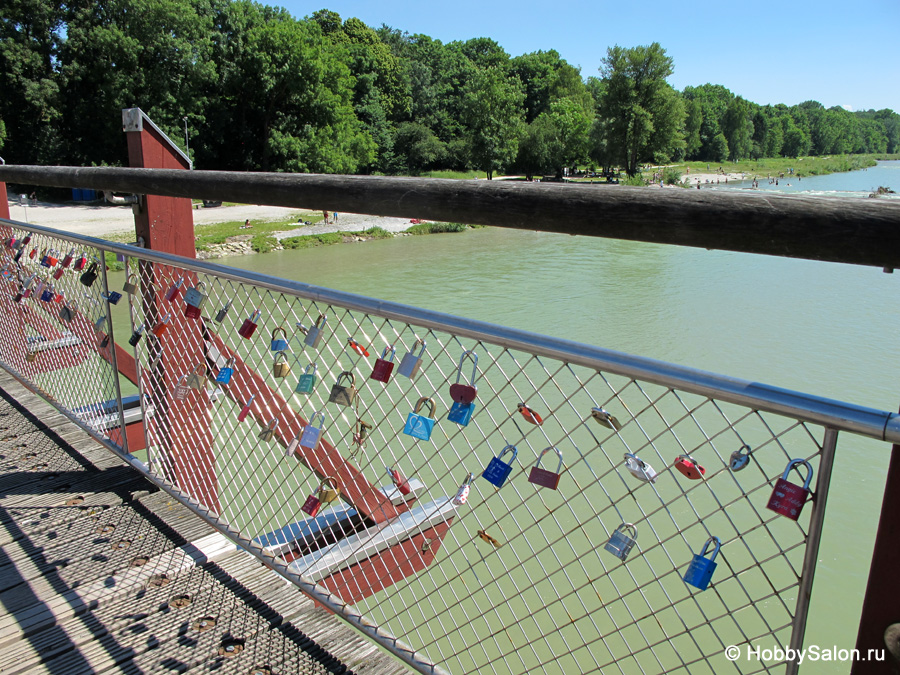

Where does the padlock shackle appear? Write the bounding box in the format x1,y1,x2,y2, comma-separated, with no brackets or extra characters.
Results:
535,446,564,474
272,326,287,339
309,410,326,428
698,535,722,561
224,357,235,368
455,350,479,385
274,350,289,365
318,475,339,492
623,452,646,468
410,339,427,357
676,453,698,465
380,345,396,361
413,396,435,417
315,313,327,328
303,362,317,376
336,370,355,386
192,363,206,377
781,458,814,489
497,444,518,462
517,403,543,424
615,522,638,539
264,418,278,432
195,280,206,291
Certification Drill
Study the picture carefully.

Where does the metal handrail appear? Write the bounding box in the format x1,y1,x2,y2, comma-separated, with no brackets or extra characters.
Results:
4,215,899,445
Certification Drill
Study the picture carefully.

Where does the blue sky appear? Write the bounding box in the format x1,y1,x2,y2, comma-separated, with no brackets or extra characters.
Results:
279,0,899,113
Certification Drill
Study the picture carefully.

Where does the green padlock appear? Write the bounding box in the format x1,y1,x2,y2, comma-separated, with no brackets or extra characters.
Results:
295,363,317,395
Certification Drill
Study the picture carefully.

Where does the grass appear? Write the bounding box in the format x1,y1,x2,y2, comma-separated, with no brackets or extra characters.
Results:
280,227,395,250
674,154,886,179
406,222,468,235
418,169,488,180
193,213,322,247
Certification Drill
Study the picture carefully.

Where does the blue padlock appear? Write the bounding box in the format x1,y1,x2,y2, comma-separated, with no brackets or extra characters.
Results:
215,357,235,384
447,400,475,427
271,326,289,351
295,363,317,395
40,287,54,302
683,536,722,591
482,444,517,488
403,397,436,441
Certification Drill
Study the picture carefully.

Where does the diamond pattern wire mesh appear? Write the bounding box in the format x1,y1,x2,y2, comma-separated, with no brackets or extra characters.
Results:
0,224,832,675
0,226,124,445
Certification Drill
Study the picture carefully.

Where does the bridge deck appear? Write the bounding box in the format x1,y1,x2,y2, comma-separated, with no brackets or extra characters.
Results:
0,372,409,675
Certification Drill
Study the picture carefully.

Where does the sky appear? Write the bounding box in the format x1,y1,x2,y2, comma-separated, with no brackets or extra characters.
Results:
278,0,900,113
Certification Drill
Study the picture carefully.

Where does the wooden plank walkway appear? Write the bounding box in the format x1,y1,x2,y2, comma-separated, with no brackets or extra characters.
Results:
0,372,412,675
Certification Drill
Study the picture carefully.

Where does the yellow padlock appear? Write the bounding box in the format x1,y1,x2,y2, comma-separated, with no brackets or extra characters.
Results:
273,351,292,378
318,476,341,504
26,351,37,363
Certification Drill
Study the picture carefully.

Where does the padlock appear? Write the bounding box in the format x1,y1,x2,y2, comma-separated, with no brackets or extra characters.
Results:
729,444,751,472
623,453,658,483
258,419,278,442
13,247,25,263
447,401,475,427
303,314,327,348
284,431,300,459
237,395,255,422
73,252,87,270
301,490,322,517
172,376,190,401
33,278,45,298
452,472,474,506
79,262,98,287
683,536,722,591
152,313,172,337
273,351,292,378
517,403,543,426
766,459,814,521
295,363,317,395
387,466,411,495
53,290,64,303
397,339,426,378
449,350,478,404
300,411,325,449
403,397,437,441
215,357,235,384
13,290,24,303
270,327,289,351
128,324,145,346
319,476,341,504
183,281,207,311
347,338,369,357
328,371,357,407
5,236,16,249
94,315,107,332
58,302,77,323
184,302,202,320
41,249,58,267
482,444,518,488
214,301,231,323
528,447,564,490
40,286,54,302
61,249,74,268
26,351,37,363
185,364,206,390
123,273,138,294
591,407,622,431
102,291,122,305
369,345,396,382
604,523,639,561
28,247,37,259
21,233,32,247
99,335,110,350
238,310,261,339
674,454,706,480
52,267,65,280
164,277,184,302
353,417,373,446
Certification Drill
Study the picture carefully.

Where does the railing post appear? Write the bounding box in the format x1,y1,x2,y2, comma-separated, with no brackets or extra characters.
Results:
853,428,900,674
0,156,9,220
122,108,219,512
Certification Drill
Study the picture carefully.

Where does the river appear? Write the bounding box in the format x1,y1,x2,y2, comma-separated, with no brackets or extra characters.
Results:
210,161,899,672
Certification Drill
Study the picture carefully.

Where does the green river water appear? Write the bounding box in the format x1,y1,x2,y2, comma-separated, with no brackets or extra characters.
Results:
104,161,899,673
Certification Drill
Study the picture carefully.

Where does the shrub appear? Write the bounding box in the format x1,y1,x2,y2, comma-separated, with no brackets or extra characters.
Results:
662,167,682,185
250,234,277,253
406,222,468,235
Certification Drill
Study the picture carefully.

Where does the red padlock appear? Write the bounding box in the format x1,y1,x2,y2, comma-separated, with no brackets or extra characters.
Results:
28,247,37,259
766,459,813,521
387,466,412,495
238,310,261,339
151,312,172,337
73,252,87,270
449,350,478,404
517,403,544,426
674,454,706,480
369,345,395,382
301,490,322,517
184,303,201,319
61,249,74,268
164,277,184,302
53,267,65,280
237,394,255,422
348,338,370,357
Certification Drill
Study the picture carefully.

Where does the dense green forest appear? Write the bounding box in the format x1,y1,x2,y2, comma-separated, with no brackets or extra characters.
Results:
1,0,898,177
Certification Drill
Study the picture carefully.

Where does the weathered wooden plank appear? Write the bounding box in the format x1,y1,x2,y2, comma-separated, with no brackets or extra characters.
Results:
3,164,900,268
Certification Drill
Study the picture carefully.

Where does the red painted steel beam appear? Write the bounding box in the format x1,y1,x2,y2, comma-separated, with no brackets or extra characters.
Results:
124,109,219,513
206,328,404,524
0,181,9,220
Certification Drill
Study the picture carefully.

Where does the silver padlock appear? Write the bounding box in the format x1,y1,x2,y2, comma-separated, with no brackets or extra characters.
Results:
729,444,751,471
623,453,658,483
604,522,638,561
300,410,326,449
172,375,190,401
259,419,278,442
215,301,231,323
303,313,327,348
591,407,622,431
397,339,426,378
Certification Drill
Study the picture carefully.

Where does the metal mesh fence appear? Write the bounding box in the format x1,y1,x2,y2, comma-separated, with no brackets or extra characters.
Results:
0,221,851,675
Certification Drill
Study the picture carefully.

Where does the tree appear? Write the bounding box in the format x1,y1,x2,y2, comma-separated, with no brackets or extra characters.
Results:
597,43,685,176
461,67,524,179
392,121,445,173
516,97,591,178
722,96,753,160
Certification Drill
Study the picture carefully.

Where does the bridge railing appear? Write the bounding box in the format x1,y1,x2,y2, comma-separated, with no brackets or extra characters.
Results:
1,214,898,675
